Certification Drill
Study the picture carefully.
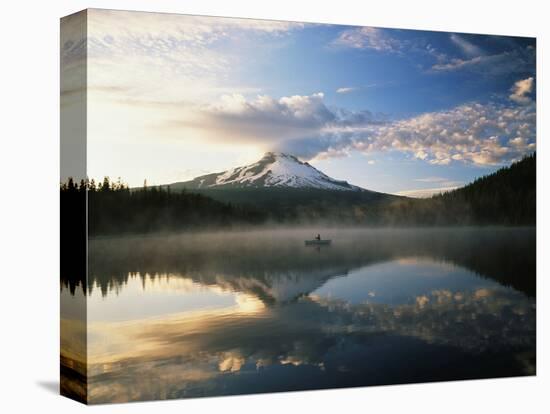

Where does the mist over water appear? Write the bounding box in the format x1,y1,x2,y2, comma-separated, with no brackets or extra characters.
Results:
61,227,536,403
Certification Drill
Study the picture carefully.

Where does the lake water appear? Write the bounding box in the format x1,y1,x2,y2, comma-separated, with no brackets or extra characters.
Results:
61,227,536,403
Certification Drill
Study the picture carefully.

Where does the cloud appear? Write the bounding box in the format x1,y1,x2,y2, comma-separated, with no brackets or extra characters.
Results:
323,101,536,166
87,9,303,49
509,77,534,104
396,186,460,198
82,9,307,105
331,28,535,78
61,12,88,101
336,84,388,94
449,34,484,57
330,28,480,68
173,92,337,145
330,26,442,60
430,47,535,75
331,27,404,53
398,177,464,198
414,177,450,183
336,87,356,94
431,54,497,72
173,90,535,167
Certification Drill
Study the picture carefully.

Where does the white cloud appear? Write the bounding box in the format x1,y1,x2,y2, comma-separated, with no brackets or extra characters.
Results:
330,28,466,66
329,27,534,79
431,47,535,75
449,34,483,57
87,9,303,47
331,27,404,53
82,9,306,105
208,92,333,127
509,77,534,104
174,91,535,167
337,101,536,166
336,87,356,94
172,92,336,145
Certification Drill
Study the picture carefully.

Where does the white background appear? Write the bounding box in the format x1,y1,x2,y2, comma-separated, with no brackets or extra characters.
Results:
0,0,547,412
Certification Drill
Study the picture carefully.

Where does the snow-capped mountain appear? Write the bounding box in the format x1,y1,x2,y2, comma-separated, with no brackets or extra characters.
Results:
174,152,362,191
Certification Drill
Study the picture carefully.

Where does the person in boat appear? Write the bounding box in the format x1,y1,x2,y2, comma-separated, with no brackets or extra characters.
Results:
315,234,321,241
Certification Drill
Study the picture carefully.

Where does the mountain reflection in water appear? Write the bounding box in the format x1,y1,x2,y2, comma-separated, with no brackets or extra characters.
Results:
61,227,536,404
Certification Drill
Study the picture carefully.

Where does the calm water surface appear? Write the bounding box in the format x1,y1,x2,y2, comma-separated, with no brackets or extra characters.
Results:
61,227,536,403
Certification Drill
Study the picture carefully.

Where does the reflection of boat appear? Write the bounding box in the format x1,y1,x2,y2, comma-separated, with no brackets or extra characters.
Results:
305,239,332,246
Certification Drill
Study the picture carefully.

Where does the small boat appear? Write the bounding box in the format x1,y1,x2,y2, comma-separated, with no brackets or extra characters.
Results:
305,239,332,246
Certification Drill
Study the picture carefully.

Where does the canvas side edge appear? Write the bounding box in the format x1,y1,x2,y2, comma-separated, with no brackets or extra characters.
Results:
60,8,88,405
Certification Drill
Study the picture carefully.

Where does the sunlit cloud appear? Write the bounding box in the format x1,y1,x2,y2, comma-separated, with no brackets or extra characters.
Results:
177,88,535,167
218,352,246,372
170,92,337,146
414,176,452,183
396,186,460,198
84,9,306,104
509,77,534,104
336,101,535,166
398,177,464,198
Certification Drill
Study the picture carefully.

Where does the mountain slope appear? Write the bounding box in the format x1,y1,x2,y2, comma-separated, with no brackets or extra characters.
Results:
171,152,361,191
166,151,399,222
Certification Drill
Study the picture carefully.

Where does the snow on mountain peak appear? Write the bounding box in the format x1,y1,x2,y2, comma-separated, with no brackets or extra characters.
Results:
181,152,362,191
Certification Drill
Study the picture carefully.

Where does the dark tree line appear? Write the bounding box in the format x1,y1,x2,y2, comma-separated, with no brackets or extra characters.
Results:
60,177,87,294
377,153,536,226
61,177,265,238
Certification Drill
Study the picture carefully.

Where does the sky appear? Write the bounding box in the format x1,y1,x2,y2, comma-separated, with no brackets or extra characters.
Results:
61,9,536,196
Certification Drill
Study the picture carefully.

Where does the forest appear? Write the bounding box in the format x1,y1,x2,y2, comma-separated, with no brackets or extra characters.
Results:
61,177,264,237
378,152,536,226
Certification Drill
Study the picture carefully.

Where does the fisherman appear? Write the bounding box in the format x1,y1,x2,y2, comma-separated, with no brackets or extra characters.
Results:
315,234,321,241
